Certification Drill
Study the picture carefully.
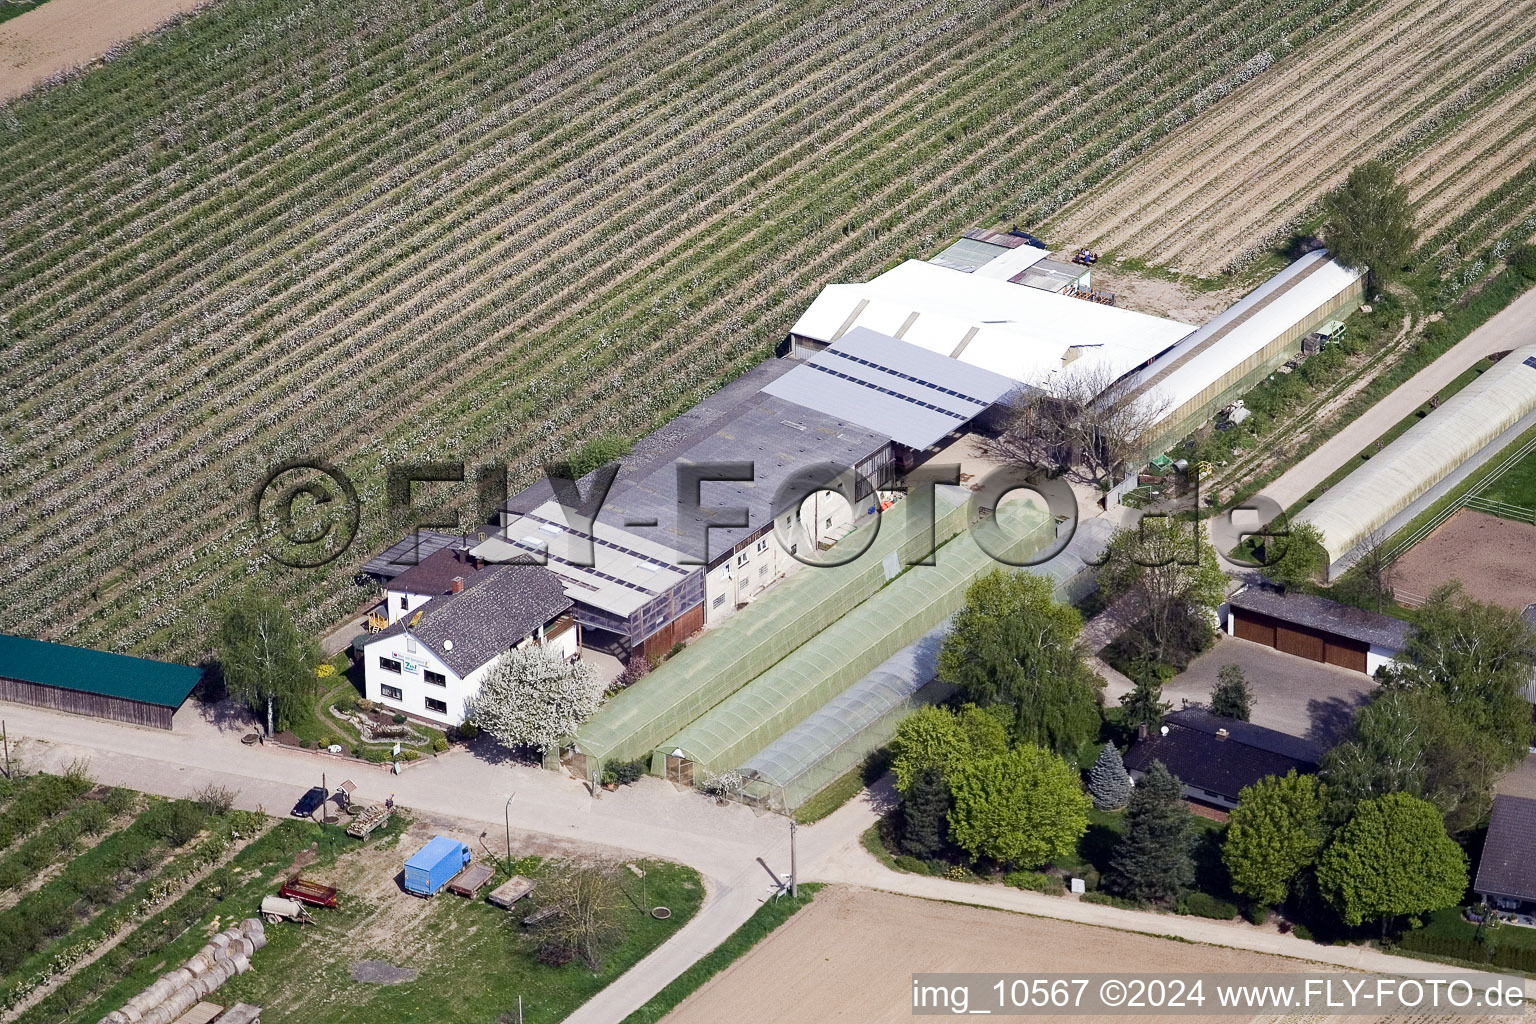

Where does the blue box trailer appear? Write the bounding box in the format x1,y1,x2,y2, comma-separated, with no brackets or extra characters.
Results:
404,835,472,896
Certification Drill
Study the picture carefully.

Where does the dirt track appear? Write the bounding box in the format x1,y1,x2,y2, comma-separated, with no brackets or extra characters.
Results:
664,887,1361,1024
0,0,208,101
1048,0,1536,274
1393,508,1536,612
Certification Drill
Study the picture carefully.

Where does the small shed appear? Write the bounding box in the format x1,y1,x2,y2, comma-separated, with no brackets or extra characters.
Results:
0,633,203,730
1475,795,1536,917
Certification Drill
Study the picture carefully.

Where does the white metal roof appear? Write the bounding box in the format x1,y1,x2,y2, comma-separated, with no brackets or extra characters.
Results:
762,327,1020,449
1299,345,1536,564
789,260,1193,389
972,243,1052,280
1121,250,1365,419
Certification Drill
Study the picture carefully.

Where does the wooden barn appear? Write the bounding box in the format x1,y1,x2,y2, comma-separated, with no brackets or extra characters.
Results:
0,633,203,730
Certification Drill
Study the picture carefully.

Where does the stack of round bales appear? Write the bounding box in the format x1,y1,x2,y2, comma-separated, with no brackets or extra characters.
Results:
99,918,265,1024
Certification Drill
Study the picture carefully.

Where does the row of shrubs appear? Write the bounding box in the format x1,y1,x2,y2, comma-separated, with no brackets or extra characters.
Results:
0,796,220,977
1395,930,1536,973
0,789,136,890
12,817,312,1023
0,771,94,851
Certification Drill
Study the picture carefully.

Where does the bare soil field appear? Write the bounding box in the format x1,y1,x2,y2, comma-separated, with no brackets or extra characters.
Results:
1047,0,1536,274
1091,264,1241,325
664,887,1377,1024
1393,508,1536,611
0,0,208,101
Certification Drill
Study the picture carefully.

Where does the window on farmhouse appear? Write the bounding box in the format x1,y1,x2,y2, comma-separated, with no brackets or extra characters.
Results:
756,539,769,553
379,657,402,674
736,552,749,567
381,684,403,701
424,697,447,714
424,669,446,687
399,595,407,610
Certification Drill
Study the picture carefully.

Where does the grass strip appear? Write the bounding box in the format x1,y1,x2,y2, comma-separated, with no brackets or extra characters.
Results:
618,884,823,1024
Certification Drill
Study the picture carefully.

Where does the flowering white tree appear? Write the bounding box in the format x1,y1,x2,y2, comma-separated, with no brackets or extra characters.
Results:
467,646,602,755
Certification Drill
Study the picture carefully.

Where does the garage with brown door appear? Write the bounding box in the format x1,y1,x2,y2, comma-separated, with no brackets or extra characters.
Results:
1225,585,1404,676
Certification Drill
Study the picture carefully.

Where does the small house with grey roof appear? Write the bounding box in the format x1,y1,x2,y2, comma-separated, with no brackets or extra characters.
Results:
361,560,575,726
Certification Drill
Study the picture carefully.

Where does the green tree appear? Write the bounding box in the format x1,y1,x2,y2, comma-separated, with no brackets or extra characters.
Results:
1315,793,1467,932
938,570,1103,755
1321,686,1502,833
1397,583,1536,763
1263,521,1327,592
901,766,952,859
215,588,321,735
1222,771,1330,908
889,705,1008,795
1321,160,1418,288
1106,761,1193,905
1099,517,1227,667
468,645,603,755
1118,672,1171,731
1087,742,1132,811
947,745,1090,868
1210,664,1254,722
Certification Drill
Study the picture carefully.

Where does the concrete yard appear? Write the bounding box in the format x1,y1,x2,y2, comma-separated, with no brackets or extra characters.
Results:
1101,633,1375,752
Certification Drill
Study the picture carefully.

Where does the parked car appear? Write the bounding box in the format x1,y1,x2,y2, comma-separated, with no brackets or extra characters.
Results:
291,786,327,818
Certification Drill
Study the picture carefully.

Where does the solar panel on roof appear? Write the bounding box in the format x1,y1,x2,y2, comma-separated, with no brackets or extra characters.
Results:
763,327,1017,449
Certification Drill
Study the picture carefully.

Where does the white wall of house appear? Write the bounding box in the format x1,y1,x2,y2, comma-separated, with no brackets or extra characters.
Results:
384,588,435,624
699,492,857,626
362,617,580,726
363,633,472,725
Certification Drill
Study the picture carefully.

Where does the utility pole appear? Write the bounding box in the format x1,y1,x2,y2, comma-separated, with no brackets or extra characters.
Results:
789,817,798,899
2,721,9,778
504,792,516,869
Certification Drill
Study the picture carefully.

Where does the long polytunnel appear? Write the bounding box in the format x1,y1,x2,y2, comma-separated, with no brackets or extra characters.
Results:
737,515,1113,811
570,487,975,769
740,625,950,813
652,500,1055,781
1298,343,1536,570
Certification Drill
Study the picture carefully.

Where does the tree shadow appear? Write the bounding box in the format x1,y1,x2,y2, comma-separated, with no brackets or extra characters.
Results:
196,698,258,734
864,772,900,816
1305,694,1365,748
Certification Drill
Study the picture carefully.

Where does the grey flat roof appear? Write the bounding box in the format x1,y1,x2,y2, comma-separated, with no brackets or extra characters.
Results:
931,236,1012,273
1014,258,1083,291
761,328,1019,450
593,391,889,564
362,530,464,580
1229,584,1411,650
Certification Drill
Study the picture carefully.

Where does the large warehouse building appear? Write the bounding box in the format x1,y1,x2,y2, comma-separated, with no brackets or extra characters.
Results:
1299,343,1536,575
786,258,1194,390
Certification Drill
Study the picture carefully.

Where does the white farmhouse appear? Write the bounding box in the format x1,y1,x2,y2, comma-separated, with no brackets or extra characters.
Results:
362,561,576,726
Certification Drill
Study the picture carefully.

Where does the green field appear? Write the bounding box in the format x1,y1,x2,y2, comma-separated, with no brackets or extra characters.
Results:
0,0,1390,661
1475,445,1536,511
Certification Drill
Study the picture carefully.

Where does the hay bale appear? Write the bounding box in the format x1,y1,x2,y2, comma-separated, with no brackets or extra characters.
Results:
230,953,251,975
248,929,267,951
99,1011,131,1024
239,918,265,940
